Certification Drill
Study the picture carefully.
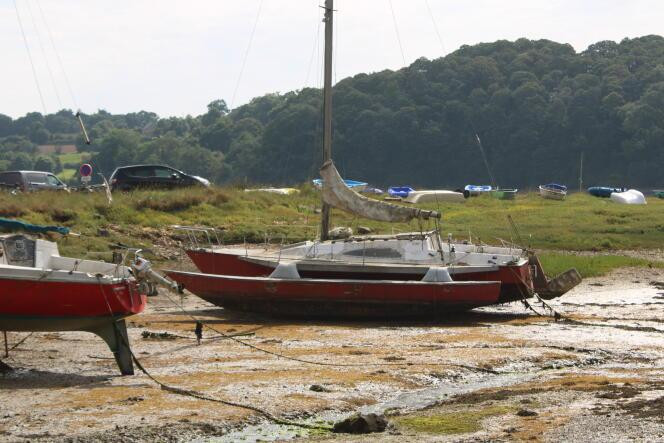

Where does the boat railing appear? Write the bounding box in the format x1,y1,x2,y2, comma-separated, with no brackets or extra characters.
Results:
170,225,222,250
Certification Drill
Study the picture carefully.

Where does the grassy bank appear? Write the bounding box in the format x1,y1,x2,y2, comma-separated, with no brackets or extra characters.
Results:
1,187,662,275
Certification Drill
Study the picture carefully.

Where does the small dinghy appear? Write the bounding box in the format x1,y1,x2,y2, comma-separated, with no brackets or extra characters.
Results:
491,189,518,200
653,190,664,199
313,178,367,192
387,186,414,198
588,186,626,198
405,190,466,203
539,183,567,200
610,189,646,205
464,185,492,196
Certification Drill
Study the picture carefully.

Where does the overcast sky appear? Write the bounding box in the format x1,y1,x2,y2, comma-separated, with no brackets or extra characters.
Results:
1,0,662,119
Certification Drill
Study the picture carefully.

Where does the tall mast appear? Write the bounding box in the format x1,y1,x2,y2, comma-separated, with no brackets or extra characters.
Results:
320,0,333,241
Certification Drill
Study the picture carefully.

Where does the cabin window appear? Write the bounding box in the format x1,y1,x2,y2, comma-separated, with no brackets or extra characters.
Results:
342,248,402,259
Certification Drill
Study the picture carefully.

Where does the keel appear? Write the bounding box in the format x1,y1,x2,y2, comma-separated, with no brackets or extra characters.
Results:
88,320,134,376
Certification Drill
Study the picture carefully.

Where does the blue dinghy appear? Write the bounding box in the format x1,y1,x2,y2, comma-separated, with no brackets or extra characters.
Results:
465,185,492,196
588,186,626,198
387,186,414,198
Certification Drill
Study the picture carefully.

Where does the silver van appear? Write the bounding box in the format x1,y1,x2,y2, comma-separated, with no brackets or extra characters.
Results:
0,171,68,192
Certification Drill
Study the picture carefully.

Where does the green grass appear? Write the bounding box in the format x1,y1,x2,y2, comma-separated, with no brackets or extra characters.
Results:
58,169,77,180
1,187,663,269
395,405,514,434
539,253,664,278
58,152,89,164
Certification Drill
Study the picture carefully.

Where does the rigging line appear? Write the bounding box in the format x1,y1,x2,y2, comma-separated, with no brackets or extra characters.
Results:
388,0,406,66
230,0,265,109
25,0,62,109
13,0,47,114
36,0,78,109
474,133,497,189
424,0,445,54
304,7,322,88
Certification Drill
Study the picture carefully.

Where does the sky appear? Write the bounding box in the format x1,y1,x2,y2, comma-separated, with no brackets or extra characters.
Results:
1,0,662,119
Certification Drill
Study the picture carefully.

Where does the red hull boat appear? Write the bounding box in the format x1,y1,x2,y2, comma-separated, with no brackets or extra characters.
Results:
165,268,502,319
185,245,536,303
0,234,147,375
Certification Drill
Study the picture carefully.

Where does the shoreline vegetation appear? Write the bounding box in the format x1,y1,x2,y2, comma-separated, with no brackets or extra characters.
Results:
1,187,662,278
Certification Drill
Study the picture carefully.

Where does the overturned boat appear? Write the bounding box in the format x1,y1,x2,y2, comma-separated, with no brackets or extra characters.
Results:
539,183,567,200
0,234,149,375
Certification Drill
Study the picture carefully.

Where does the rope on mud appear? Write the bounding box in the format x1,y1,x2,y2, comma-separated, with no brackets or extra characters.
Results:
5,332,35,352
158,288,500,374
127,347,332,431
97,282,332,432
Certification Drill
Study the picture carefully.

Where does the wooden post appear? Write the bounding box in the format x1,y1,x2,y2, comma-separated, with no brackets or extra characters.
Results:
3,331,8,358
320,0,334,241
579,152,584,193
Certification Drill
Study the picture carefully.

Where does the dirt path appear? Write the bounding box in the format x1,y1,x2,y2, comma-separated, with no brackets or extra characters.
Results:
1,267,663,442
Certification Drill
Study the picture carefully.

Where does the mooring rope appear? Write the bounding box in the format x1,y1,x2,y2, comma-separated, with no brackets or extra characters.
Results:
158,287,500,373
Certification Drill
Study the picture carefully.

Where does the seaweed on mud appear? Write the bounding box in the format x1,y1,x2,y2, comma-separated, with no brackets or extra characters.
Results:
619,396,664,422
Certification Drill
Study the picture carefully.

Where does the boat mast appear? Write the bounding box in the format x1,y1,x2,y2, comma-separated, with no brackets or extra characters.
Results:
320,0,334,241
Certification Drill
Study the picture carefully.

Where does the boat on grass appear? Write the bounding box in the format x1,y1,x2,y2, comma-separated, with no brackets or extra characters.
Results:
610,189,646,205
588,186,626,198
465,185,492,196
491,189,518,200
313,178,367,192
387,186,414,198
653,190,664,199
404,190,466,204
539,183,567,200
0,233,149,375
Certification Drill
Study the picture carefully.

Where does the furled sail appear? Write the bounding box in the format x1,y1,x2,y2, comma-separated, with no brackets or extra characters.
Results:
320,160,440,222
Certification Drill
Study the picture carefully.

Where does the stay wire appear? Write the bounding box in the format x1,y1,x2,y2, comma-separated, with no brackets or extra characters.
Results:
13,0,47,114
36,0,78,109
424,0,446,54
25,0,62,109
388,0,406,66
230,0,264,109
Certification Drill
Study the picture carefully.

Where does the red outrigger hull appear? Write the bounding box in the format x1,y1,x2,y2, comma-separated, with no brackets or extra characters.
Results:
185,249,534,303
0,278,146,331
166,270,502,319
0,277,146,375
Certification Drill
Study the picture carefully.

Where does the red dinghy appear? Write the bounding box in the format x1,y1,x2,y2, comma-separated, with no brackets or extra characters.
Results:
0,234,147,375
165,265,501,319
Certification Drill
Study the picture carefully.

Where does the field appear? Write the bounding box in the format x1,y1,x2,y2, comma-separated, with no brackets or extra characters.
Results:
56,151,91,182
0,186,663,277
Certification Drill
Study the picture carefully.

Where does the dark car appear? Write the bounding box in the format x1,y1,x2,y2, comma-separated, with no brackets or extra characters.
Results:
0,170,68,192
109,164,211,191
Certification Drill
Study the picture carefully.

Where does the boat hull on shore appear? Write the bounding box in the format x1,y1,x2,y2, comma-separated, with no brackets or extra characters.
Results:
165,270,502,319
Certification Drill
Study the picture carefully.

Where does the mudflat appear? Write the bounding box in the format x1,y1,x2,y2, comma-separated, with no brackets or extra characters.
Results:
1,267,663,442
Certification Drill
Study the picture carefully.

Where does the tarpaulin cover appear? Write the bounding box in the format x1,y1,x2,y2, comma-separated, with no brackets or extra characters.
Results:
320,160,440,222
0,217,69,235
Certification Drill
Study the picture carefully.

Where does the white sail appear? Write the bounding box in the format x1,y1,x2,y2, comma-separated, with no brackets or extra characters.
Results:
320,160,440,222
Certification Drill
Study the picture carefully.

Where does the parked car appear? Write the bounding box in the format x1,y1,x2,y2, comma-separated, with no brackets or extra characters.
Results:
0,170,68,192
109,164,211,191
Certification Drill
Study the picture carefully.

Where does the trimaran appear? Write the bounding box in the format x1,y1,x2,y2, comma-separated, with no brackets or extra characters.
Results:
166,0,581,318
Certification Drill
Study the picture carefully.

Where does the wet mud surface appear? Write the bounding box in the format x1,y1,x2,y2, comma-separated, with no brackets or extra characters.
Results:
1,267,663,442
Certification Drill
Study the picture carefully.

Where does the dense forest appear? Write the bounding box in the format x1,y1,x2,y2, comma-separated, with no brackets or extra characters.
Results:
2,35,664,188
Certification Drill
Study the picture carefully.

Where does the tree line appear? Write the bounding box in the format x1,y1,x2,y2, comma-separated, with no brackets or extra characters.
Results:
1,35,663,188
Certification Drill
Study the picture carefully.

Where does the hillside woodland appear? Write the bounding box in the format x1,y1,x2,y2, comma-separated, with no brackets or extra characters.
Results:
2,36,664,188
